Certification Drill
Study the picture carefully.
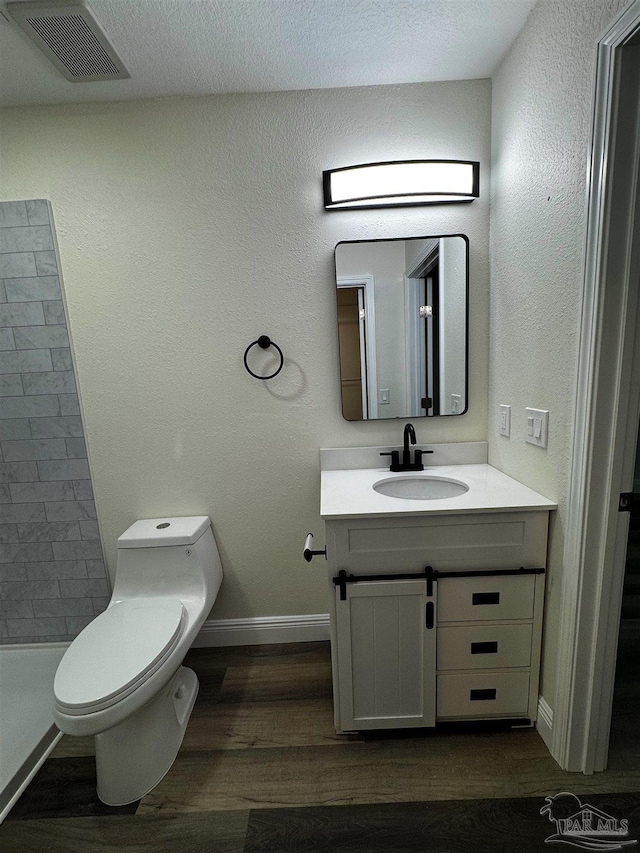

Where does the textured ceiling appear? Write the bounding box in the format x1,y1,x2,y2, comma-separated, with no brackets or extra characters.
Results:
0,0,536,107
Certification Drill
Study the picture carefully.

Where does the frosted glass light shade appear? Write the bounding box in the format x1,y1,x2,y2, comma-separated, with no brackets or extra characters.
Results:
323,160,479,210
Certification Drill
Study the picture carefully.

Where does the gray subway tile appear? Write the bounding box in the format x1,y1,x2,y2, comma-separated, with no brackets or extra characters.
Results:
65,437,87,459
92,596,109,614
66,615,94,635
0,395,59,418
86,560,106,578
0,302,45,329
0,282,5,303
51,348,72,371
11,481,75,503
23,371,76,396
0,485,10,504
0,328,15,350
14,326,69,351
52,540,103,561
44,500,96,521
0,579,59,599
0,226,53,253
0,620,6,638
59,577,108,598
4,276,60,302
0,525,19,544
0,542,54,564
0,563,27,581
2,439,67,461
0,374,23,397
33,598,93,618
59,394,80,416
0,350,52,375
0,461,39,483
38,635,73,643
25,201,50,227
44,302,66,325
0,600,33,618
79,520,99,540
18,522,81,543
29,416,82,439
0,636,38,644
0,253,37,278
0,420,31,440
72,480,93,500
34,251,58,276
0,202,28,227
0,503,46,523
7,617,66,637
26,560,86,580
38,459,89,481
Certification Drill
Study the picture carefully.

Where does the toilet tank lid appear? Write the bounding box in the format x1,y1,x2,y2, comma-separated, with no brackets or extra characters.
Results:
118,516,211,548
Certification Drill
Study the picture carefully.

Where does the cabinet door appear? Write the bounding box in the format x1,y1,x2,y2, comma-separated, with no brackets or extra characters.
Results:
335,579,436,730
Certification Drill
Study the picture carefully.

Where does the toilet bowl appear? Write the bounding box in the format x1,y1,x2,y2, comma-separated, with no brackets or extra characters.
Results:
53,516,223,806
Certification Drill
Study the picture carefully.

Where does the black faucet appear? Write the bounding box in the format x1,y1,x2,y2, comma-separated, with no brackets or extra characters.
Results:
380,423,434,472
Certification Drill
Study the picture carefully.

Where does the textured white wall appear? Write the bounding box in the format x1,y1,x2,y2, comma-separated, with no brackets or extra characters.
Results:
336,240,408,418
0,80,490,620
439,237,467,414
490,0,627,702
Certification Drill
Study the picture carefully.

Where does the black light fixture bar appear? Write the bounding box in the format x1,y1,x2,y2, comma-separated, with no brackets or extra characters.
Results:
323,159,480,210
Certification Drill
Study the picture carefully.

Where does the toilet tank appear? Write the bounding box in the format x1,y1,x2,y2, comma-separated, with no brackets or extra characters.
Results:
111,517,223,612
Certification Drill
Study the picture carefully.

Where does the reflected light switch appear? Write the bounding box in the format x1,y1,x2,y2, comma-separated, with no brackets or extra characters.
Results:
499,404,511,437
379,389,390,405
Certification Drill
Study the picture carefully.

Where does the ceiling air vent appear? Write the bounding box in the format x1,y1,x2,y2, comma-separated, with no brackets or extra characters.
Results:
6,1,130,82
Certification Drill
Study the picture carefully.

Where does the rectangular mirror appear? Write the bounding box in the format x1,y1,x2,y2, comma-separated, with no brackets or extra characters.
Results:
335,235,468,420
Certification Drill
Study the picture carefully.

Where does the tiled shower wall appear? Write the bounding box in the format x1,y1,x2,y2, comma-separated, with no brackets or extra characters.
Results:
0,200,109,644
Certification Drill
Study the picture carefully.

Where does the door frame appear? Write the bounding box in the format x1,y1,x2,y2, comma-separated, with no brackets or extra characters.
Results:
405,239,440,416
337,275,378,419
553,0,640,773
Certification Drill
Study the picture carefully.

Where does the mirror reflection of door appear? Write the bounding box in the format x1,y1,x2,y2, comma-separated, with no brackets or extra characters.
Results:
405,243,440,416
337,287,367,420
335,236,468,421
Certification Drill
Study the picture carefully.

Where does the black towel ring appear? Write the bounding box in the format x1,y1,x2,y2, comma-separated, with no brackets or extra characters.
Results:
243,335,284,380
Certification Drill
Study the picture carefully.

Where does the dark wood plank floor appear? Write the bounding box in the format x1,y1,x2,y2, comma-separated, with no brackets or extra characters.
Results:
3,640,640,852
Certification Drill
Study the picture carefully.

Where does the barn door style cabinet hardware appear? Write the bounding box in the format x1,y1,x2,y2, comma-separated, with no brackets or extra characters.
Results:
325,511,549,732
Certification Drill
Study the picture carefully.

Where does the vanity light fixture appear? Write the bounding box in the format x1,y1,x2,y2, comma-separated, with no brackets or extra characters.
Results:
323,160,479,210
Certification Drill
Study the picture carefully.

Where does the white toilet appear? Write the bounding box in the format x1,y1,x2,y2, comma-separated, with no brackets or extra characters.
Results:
53,516,223,806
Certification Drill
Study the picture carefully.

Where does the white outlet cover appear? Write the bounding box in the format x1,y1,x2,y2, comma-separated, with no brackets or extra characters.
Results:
525,407,549,448
499,404,511,437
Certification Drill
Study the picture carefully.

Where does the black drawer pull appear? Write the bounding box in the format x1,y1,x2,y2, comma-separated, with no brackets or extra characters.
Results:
472,592,500,605
470,688,497,701
471,641,498,655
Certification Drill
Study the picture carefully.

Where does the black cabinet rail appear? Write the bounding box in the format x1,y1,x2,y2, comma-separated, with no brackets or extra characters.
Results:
333,565,545,600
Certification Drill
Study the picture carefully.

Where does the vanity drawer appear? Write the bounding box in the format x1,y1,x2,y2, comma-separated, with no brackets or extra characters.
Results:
437,624,532,671
437,574,536,623
437,671,530,719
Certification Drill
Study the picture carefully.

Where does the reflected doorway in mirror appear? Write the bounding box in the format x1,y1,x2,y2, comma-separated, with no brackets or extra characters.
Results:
334,235,469,421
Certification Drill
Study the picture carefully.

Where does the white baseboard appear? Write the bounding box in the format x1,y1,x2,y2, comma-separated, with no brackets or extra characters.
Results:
192,613,330,647
536,695,553,751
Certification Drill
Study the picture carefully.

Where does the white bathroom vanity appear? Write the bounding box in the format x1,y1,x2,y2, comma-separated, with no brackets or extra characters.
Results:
318,443,556,734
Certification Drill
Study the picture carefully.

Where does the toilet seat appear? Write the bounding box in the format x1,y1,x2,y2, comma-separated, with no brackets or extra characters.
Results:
54,598,186,715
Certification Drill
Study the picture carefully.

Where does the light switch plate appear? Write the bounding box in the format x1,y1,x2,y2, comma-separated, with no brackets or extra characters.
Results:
451,393,462,414
499,404,511,437
525,407,549,448
379,388,390,405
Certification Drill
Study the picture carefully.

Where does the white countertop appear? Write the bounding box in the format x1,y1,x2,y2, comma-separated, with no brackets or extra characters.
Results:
320,463,557,519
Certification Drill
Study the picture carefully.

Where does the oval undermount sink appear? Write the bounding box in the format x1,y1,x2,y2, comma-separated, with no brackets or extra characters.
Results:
373,475,469,501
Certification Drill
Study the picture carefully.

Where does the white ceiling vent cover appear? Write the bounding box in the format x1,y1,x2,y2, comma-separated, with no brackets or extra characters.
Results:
6,1,130,82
